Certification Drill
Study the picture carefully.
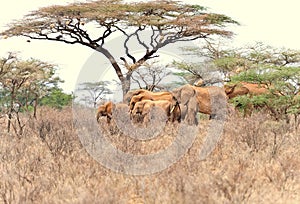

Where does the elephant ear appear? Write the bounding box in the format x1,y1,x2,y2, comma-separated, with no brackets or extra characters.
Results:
224,84,236,95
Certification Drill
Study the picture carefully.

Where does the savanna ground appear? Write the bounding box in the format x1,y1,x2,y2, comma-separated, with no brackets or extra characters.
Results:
0,106,300,204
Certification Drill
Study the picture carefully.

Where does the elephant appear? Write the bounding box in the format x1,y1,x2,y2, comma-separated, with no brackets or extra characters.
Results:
127,90,173,112
131,99,181,124
172,84,227,125
96,101,129,123
123,89,148,104
224,82,268,99
223,82,272,117
172,84,198,124
96,101,113,123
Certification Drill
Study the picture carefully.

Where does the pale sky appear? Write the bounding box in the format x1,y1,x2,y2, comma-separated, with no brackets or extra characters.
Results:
0,0,300,93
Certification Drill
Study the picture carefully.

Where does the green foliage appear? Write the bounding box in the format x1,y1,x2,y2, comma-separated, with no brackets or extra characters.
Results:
230,95,251,113
40,88,73,109
0,53,65,115
231,64,300,120
290,95,300,115
0,90,9,112
174,41,249,84
175,41,300,121
214,56,246,73
230,68,266,83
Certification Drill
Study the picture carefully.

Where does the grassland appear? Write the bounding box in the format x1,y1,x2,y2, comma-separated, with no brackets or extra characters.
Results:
0,107,299,203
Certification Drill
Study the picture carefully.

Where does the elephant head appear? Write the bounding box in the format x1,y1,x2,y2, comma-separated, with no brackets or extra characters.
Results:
172,84,196,105
96,101,113,123
172,84,197,125
129,94,148,113
224,84,249,99
123,89,147,104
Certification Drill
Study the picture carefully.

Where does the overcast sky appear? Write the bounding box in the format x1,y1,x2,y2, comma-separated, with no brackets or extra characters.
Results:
0,0,299,93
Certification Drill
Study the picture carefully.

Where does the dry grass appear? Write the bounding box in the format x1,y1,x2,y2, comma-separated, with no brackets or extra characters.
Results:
0,106,300,203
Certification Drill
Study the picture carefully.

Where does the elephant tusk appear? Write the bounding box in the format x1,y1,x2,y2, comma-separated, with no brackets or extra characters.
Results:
170,101,179,113
170,105,175,113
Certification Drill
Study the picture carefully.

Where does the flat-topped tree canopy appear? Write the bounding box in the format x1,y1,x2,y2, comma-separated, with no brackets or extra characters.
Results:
1,0,238,94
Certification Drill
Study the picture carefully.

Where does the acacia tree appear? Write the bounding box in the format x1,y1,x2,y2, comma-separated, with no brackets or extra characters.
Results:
173,40,249,85
175,41,300,84
77,81,112,108
229,66,300,122
1,0,237,95
173,42,300,122
39,87,73,109
0,53,62,134
230,44,300,122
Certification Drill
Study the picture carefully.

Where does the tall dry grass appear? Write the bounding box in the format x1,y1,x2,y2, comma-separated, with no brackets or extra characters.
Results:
0,106,300,203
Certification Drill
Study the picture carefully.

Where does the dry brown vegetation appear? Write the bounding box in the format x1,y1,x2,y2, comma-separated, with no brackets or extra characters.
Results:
1,106,300,203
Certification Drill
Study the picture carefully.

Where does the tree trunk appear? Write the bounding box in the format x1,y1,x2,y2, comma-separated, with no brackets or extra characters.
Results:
7,112,11,133
96,47,133,96
96,45,159,96
7,85,16,133
121,72,133,96
33,96,38,119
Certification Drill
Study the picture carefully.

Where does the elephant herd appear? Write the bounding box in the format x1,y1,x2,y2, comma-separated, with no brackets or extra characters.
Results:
96,82,271,126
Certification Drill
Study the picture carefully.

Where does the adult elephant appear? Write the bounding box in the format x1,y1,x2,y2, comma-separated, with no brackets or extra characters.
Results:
224,82,268,99
131,99,181,124
126,89,174,111
224,82,287,117
172,84,227,125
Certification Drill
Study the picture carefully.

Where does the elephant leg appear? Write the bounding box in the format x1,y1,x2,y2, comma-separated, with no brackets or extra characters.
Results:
96,113,101,122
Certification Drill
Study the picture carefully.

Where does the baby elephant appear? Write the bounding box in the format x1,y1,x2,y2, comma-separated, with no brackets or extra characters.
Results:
96,101,113,123
131,99,181,124
96,101,129,124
